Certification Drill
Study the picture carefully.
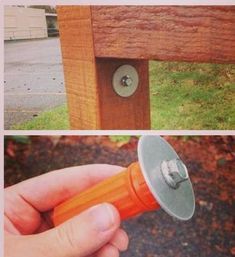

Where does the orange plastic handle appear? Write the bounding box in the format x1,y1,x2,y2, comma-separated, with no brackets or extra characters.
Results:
52,162,160,226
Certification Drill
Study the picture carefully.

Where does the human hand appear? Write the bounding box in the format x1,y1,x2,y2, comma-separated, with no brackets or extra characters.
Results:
4,164,129,257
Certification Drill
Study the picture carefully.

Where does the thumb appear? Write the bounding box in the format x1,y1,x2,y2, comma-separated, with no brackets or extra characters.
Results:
35,203,121,257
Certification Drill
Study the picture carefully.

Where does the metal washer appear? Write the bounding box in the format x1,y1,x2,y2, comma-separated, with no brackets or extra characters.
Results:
138,136,195,220
112,64,139,97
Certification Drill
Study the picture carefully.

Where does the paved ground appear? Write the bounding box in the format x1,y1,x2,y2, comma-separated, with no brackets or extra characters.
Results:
4,38,66,129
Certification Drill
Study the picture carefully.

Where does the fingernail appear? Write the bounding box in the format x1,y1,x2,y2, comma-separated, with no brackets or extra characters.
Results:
88,203,116,232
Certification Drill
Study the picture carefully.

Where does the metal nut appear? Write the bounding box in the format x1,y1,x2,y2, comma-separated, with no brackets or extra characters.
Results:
121,75,133,87
161,158,189,189
112,64,139,97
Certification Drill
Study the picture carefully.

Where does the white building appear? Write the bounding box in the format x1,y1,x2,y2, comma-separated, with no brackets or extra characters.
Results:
4,6,48,40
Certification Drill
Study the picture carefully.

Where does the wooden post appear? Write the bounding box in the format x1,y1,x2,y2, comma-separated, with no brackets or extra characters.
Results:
57,6,99,129
57,6,235,130
96,58,150,129
57,6,150,130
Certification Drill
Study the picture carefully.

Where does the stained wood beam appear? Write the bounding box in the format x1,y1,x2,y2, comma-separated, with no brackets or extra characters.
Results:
57,6,150,129
57,6,100,129
57,5,235,130
91,6,235,63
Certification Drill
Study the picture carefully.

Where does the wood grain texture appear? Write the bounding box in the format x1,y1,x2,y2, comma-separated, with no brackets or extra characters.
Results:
57,6,100,129
91,6,235,63
57,6,151,129
96,58,150,129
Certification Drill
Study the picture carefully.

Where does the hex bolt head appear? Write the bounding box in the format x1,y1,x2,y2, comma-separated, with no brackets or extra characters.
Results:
121,75,133,87
161,158,189,189
112,65,139,97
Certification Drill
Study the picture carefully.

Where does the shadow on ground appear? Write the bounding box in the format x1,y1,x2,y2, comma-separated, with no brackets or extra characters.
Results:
4,136,235,257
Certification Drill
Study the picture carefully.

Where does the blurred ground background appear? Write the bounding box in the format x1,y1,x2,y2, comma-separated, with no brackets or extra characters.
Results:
4,38,235,130
4,136,235,257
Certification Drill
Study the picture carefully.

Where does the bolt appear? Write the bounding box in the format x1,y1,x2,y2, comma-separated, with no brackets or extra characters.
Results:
161,158,189,189
121,75,133,87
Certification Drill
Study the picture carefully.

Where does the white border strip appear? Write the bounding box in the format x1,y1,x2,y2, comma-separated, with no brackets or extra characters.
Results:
2,0,235,5
0,3,4,257
4,130,235,136
1,3,234,257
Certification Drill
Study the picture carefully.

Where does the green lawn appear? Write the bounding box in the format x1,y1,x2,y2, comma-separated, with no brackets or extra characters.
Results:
150,61,235,130
12,62,235,130
12,104,69,130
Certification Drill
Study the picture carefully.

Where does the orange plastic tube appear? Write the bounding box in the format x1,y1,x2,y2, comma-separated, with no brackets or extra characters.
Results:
53,162,160,226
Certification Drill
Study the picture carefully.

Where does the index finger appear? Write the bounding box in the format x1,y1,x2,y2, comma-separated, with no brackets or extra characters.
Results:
6,164,124,212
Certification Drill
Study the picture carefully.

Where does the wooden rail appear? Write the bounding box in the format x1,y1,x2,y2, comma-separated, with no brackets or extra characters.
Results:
92,6,235,63
57,6,235,129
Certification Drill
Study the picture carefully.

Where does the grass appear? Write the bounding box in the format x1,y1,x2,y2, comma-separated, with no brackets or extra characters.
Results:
11,104,69,130
109,136,132,144
150,61,235,130
12,62,235,130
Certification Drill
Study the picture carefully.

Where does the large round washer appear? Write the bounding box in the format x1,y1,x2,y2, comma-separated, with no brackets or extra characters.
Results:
112,64,139,97
138,136,195,220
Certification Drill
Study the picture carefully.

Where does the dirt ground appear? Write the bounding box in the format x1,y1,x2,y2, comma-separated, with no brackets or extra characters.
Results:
4,136,235,257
